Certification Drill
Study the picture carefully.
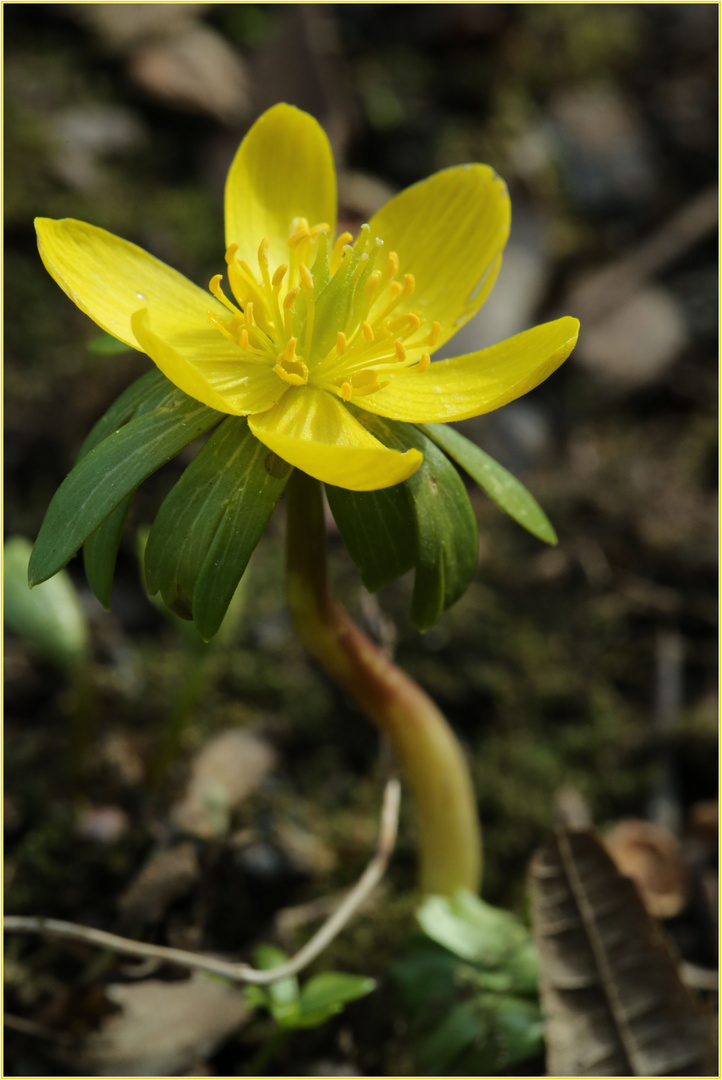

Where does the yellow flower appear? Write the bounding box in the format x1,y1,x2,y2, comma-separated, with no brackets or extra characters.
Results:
36,103,578,492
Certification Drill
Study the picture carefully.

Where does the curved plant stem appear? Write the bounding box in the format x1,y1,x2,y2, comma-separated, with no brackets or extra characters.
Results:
284,470,482,895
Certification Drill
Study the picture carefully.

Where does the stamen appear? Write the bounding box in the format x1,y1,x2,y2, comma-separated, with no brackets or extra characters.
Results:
300,264,315,358
394,339,407,361
208,274,240,314
225,243,239,264
273,336,309,386
330,232,353,275
207,311,236,342
336,332,347,355
340,382,352,401
403,273,415,295
428,321,441,347
283,287,301,312
416,352,431,372
245,302,255,327
283,286,301,338
362,321,375,343
382,251,399,280
272,264,288,288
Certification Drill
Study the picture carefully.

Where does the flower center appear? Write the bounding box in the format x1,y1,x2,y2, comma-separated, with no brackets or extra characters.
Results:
206,219,439,401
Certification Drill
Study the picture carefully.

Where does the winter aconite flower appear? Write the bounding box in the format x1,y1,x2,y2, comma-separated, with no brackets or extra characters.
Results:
36,104,578,493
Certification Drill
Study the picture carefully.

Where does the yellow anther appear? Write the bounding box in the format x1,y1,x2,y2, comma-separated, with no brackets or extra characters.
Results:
330,231,353,274
384,251,399,279
403,273,415,295
289,226,311,249
225,243,239,264
364,271,382,304
429,321,441,346
417,352,431,373
352,378,389,397
207,311,236,342
208,274,239,314
245,301,255,327
284,338,297,363
272,264,288,288
290,216,310,237
336,332,347,355
310,222,330,237
239,328,250,351
340,382,352,401
389,282,403,300
406,312,422,332
299,263,314,293
258,236,270,268
283,287,301,312
362,321,375,343
394,339,407,361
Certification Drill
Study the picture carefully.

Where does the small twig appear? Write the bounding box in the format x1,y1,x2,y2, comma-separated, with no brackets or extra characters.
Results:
4,1013,71,1046
4,770,401,986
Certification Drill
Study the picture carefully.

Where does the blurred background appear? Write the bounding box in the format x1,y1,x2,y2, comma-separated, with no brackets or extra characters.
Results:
4,4,718,1075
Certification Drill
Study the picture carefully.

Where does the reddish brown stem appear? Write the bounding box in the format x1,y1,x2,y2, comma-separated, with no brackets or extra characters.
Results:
285,470,481,895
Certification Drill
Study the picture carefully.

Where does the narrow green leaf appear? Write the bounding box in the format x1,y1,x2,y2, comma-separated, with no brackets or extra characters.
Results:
79,370,178,608
359,415,478,630
252,945,300,1026
421,423,557,545
325,482,416,592
82,497,132,609
145,418,290,640
4,536,89,669
88,332,134,355
295,972,376,1028
29,392,221,586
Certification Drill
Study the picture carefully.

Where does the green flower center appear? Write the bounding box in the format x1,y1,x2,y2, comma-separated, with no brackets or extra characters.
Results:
207,218,438,402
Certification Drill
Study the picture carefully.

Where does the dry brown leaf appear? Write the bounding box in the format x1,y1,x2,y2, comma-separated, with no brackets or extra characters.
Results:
76,973,248,1076
603,819,688,919
171,729,276,839
118,842,199,923
530,828,717,1076
67,4,212,50
129,24,249,123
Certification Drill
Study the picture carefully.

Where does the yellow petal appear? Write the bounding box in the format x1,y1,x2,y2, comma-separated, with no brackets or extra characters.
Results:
368,165,510,349
35,217,224,350
225,104,337,270
353,317,580,423
248,386,422,491
131,309,286,416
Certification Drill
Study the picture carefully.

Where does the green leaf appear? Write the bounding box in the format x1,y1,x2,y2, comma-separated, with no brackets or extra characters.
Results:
252,945,300,1027
82,498,132,609
88,332,134,355
144,417,289,639
4,536,89,669
29,390,221,587
77,369,171,457
78,370,177,608
417,891,530,968
417,1000,485,1075
325,482,416,592
358,415,478,630
421,423,557,544
293,972,376,1028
